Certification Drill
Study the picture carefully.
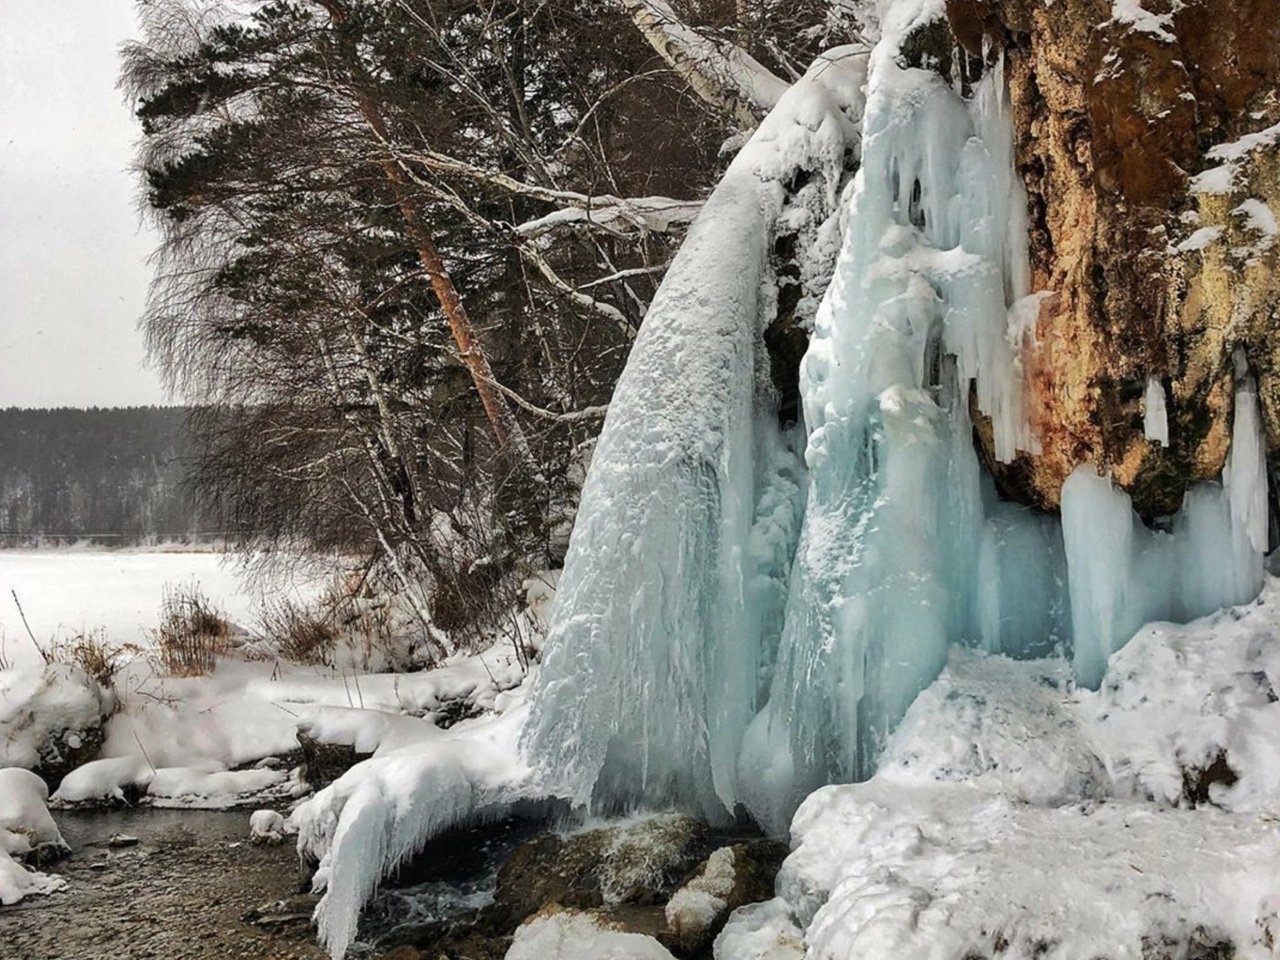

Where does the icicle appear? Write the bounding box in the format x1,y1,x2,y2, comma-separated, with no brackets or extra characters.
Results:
1143,377,1169,446
1225,372,1268,554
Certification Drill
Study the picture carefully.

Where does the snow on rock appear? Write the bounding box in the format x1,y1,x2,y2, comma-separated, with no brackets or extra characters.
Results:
293,698,535,958
1190,120,1280,195
0,847,65,906
249,809,289,843
878,649,1108,806
766,781,1280,960
1083,582,1280,814
713,899,805,960
0,768,67,907
0,664,113,780
665,846,737,947
505,907,677,960
50,754,297,809
0,768,66,860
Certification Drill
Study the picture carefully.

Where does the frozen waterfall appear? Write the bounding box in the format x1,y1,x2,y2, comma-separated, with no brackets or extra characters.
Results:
524,0,1270,834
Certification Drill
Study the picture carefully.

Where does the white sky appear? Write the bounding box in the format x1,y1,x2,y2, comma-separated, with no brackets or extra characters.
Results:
1,0,170,408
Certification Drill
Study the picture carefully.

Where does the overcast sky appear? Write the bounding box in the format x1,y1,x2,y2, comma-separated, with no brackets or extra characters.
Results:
1,1,170,408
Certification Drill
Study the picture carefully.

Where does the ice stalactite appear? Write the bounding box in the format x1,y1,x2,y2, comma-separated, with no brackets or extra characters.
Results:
1064,376,1268,687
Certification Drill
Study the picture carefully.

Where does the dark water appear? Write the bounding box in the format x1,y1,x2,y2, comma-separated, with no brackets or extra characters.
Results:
349,813,554,956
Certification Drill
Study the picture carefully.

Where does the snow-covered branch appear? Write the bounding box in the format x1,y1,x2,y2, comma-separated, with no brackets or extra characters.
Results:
621,0,790,127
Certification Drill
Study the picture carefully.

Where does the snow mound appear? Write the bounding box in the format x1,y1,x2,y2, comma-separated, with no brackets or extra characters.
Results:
250,809,290,843
0,768,67,907
769,782,1280,960
1084,583,1280,814
713,899,805,960
0,768,66,860
0,664,112,772
292,701,536,958
50,754,296,809
879,649,1108,805
505,908,677,960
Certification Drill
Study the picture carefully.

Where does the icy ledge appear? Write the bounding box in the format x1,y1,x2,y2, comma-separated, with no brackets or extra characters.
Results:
715,581,1280,960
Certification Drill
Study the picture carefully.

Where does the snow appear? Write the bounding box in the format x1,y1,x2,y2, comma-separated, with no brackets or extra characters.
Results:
714,899,805,960
1235,198,1279,239
773,783,1279,960
1107,0,1176,42
1143,376,1169,445
0,548,321,667
1190,120,1280,195
0,768,65,859
0,768,66,906
50,754,296,809
1084,584,1280,813
717,580,1280,960
505,909,677,960
0,848,65,906
250,809,289,842
0,663,113,771
879,649,1107,806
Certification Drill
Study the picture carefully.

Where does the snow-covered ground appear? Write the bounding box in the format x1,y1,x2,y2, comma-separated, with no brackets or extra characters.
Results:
0,548,321,667
711,581,1280,960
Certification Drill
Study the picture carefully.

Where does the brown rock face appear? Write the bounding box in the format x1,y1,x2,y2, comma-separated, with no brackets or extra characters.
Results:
946,0,1280,516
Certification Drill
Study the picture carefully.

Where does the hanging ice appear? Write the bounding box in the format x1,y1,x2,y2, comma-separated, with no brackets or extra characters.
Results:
521,47,869,821
1143,377,1170,446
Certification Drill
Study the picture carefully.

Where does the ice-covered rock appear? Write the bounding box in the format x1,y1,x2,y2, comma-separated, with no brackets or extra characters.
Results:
665,841,785,953
293,701,534,958
249,809,289,844
505,907,677,960
0,847,65,906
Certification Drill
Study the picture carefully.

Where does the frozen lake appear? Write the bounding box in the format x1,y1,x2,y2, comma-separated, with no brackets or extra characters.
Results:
0,549,323,667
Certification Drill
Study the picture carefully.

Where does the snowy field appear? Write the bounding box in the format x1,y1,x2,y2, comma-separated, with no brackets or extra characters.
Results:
0,548,319,667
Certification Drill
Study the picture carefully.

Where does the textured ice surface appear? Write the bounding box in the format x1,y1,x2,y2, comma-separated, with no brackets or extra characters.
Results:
522,46,869,821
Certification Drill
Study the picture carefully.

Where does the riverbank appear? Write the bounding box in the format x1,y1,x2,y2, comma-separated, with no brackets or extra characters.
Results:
0,808,325,960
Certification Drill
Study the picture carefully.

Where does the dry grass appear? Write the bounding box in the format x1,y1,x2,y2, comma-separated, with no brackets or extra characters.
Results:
45,628,130,688
152,582,231,677
260,596,339,666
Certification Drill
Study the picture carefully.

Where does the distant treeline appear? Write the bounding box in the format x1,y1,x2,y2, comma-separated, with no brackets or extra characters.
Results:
0,406,213,544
